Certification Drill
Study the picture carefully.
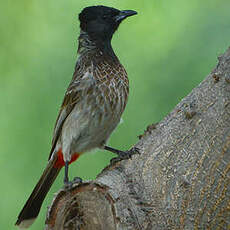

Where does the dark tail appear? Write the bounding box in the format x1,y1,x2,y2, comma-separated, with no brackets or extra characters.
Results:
15,155,61,229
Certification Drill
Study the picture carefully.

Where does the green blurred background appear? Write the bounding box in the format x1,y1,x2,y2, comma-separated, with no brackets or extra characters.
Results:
1,0,230,229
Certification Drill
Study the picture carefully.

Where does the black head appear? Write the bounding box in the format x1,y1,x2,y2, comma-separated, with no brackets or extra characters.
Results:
79,6,137,42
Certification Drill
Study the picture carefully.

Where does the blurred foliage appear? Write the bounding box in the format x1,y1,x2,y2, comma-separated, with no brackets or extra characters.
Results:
1,0,230,229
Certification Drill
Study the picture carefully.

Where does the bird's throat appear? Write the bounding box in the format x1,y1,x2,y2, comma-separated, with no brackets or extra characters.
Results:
78,31,116,58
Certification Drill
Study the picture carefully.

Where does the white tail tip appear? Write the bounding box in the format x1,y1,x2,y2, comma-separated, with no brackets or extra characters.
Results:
16,218,36,229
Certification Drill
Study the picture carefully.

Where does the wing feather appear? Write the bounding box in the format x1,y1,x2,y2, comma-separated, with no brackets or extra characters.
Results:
48,68,95,159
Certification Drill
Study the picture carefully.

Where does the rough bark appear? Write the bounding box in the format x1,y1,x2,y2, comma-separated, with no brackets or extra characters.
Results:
45,47,230,230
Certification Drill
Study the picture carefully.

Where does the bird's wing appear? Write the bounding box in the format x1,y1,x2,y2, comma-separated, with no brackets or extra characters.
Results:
48,69,95,160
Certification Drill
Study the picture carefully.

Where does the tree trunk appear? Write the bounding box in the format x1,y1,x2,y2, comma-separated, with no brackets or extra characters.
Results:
45,47,230,230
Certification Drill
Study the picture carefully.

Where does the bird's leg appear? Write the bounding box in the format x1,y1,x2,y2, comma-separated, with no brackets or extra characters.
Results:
64,161,82,189
104,146,140,164
64,161,70,185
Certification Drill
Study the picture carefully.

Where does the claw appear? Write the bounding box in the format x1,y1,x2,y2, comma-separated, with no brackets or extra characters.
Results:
109,146,141,164
64,177,82,189
64,181,73,190
73,177,83,184
130,147,141,155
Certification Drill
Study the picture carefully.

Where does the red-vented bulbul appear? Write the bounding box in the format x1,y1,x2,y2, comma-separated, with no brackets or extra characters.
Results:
15,5,137,228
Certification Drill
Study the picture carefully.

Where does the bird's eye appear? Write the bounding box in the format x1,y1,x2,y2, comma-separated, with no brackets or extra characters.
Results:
102,15,108,19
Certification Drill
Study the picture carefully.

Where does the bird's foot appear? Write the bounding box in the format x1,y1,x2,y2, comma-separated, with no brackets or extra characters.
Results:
73,177,83,184
64,180,73,190
108,147,140,164
64,177,82,190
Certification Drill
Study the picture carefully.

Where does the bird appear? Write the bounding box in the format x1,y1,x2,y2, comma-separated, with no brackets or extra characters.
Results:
15,5,137,229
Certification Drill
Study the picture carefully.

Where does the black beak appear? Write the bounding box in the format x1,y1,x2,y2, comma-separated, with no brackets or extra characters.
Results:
115,10,137,22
